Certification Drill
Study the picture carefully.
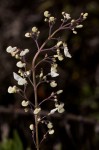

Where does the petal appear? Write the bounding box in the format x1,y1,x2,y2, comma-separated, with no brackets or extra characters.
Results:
64,47,72,58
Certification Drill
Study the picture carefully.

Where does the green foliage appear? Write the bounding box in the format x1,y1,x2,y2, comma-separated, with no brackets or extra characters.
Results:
0,130,24,150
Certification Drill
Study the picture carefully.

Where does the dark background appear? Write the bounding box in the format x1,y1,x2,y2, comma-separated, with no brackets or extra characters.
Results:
0,0,99,150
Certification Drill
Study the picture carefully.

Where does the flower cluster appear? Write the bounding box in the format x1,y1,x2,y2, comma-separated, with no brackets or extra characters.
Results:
44,11,56,24
25,26,40,39
6,10,88,149
6,45,30,86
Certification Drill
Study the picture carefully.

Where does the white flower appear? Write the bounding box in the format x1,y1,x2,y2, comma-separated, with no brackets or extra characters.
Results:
56,41,63,47
62,12,71,20
25,70,31,76
48,129,54,135
16,61,26,68
81,13,88,19
32,26,38,33
13,72,27,85
73,30,77,34
6,46,19,57
18,69,24,76
57,90,63,94
8,86,17,93
58,55,64,61
15,54,20,59
29,124,34,130
20,49,29,56
34,108,41,115
50,64,59,77
54,54,64,61
55,103,65,113
63,43,72,58
76,25,83,28
47,122,53,129
51,71,59,77
6,46,17,53
58,108,65,113
39,70,43,78
48,108,58,115
18,78,27,85
49,16,55,22
21,100,29,107
25,33,31,37
44,11,50,17
50,81,57,87
51,63,57,72
65,13,71,20
24,108,28,112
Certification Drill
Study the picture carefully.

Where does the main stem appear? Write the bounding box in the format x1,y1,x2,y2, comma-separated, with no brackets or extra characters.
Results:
33,64,39,150
32,25,69,150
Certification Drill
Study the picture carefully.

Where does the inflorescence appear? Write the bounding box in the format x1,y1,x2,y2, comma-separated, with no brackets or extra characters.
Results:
6,11,88,148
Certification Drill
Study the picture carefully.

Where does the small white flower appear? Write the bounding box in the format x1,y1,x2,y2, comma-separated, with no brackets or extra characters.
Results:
15,54,20,59
25,70,31,76
71,19,75,24
58,55,64,61
66,13,71,20
25,33,31,37
48,108,58,115
32,26,38,33
16,61,26,68
44,11,50,17
62,12,71,20
50,81,57,87
63,43,72,58
18,69,24,76
6,46,12,53
39,70,43,78
13,72,27,85
82,13,88,19
34,108,41,115
6,46,17,53
24,108,28,112
58,108,65,113
21,100,29,107
57,90,63,94
20,49,29,56
55,103,65,113
57,41,63,47
29,124,34,130
76,25,83,28
8,86,17,93
51,71,59,77
56,103,64,108
73,30,77,34
54,54,64,61
47,122,53,129
50,64,59,77
48,129,54,135
51,63,57,72
49,16,55,22
18,78,27,85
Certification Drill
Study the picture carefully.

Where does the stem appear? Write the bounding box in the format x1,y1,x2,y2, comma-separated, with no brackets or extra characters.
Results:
31,18,82,149
33,68,39,150
32,51,40,150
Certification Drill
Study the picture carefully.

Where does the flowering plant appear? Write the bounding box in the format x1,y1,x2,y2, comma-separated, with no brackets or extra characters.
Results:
6,11,88,150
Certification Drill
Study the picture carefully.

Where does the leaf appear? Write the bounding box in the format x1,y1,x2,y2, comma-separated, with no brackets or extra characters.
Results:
12,130,24,150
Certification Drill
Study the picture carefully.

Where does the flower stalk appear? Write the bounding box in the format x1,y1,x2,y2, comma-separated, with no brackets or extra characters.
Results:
6,11,88,150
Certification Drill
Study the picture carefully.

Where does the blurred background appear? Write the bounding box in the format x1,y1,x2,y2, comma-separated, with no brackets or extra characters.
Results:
0,0,99,150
